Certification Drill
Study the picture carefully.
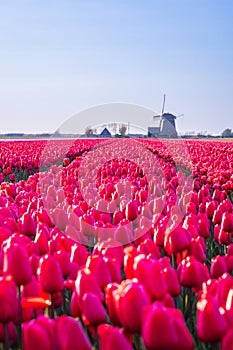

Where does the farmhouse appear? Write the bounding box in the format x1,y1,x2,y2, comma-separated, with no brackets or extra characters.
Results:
100,127,112,138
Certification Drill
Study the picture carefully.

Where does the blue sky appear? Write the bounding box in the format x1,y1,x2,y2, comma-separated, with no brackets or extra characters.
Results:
0,0,233,134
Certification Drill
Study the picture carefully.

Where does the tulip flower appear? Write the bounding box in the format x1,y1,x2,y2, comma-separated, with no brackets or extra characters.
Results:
142,302,193,350
125,201,138,221
222,212,233,232
189,237,206,263
222,329,233,350
81,292,106,326
134,256,167,300
178,256,209,290
197,295,227,343
98,324,134,350
38,255,64,294
55,315,92,350
0,276,18,323
70,290,81,317
19,212,36,236
105,283,123,326
75,268,104,302
70,243,88,266
54,250,71,278
162,264,180,296
210,255,227,279
112,280,150,333
164,224,191,254
0,322,18,348
3,243,32,286
86,255,112,289
23,316,55,350
35,230,49,255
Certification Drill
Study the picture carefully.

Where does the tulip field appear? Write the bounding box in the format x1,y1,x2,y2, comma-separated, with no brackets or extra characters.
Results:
0,138,233,350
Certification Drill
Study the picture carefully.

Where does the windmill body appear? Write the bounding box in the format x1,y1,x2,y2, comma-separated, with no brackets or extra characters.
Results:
160,113,177,137
148,95,181,138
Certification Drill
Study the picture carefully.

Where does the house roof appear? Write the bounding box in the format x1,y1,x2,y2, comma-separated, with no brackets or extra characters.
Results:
100,127,111,137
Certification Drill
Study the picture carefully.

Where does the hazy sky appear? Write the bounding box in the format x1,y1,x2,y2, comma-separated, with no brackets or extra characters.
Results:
0,0,233,135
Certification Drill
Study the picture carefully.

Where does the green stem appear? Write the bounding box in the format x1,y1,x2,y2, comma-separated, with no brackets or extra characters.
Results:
18,285,23,349
211,342,221,350
3,323,9,350
49,294,55,319
133,334,142,350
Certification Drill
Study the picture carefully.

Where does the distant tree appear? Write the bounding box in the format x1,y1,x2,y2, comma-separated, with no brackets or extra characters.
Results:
222,128,233,138
119,124,127,136
85,127,93,137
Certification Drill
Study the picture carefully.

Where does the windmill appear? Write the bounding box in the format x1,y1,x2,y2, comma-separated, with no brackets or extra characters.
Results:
152,94,183,137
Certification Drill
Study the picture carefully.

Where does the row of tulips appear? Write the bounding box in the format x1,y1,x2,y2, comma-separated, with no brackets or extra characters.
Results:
0,138,233,349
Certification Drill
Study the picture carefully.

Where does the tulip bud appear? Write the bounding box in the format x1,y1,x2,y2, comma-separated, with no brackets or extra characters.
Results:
113,280,150,333
222,212,233,232
222,329,233,350
19,212,36,236
0,322,18,347
134,256,167,300
210,256,227,279
23,316,55,350
55,315,92,350
3,243,32,286
125,201,138,221
75,268,104,302
0,276,18,323
86,255,112,289
98,324,134,350
142,302,178,350
178,256,209,290
197,296,227,343
81,292,106,326
38,255,64,293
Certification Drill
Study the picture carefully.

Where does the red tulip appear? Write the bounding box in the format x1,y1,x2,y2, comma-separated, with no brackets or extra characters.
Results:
222,329,233,350
0,322,18,347
113,280,150,333
98,324,134,350
197,296,227,343
70,244,88,266
222,212,233,232
38,255,64,293
161,262,180,296
210,255,227,279
3,243,32,286
0,276,18,323
70,290,81,317
178,256,209,290
19,212,36,236
55,315,92,350
54,250,71,278
198,214,210,238
81,292,106,326
35,230,49,255
125,201,138,221
86,255,112,289
23,316,55,350
164,225,191,254
134,256,167,300
75,268,104,302
142,302,178,350
189,238,206,262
